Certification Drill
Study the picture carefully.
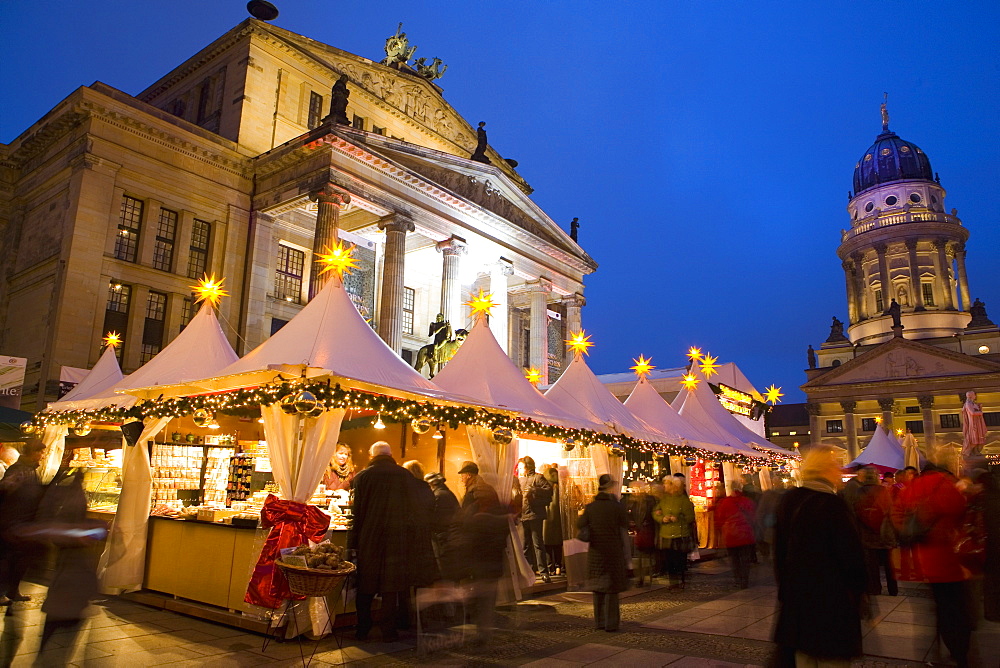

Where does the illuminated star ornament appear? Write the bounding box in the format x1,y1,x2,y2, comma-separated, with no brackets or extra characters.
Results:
687,346,703,361
316,242,359,277
896,428,904,437
524,367,542,386
465,289,500,319
699,353,720,378
103,332,122,348
764,384,784,405
566,330,594,356
191,274,229,307
631,355,655,378
680,373,700,391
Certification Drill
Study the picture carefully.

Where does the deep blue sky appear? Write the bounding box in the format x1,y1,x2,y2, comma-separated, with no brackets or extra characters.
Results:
3,1,998,402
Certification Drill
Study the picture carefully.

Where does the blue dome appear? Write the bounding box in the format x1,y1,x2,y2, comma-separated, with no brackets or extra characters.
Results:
853,130,933,195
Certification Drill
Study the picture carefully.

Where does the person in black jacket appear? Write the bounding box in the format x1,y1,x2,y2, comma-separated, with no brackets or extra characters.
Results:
517,456,553,582
773,445,867,666
577,474,628,632
424,472,459,575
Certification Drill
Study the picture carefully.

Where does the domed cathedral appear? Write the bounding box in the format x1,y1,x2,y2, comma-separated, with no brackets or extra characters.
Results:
0,18,595,411
801,102,1000,459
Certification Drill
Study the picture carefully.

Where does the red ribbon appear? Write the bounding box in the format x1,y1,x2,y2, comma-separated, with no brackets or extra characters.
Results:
244,494,331,608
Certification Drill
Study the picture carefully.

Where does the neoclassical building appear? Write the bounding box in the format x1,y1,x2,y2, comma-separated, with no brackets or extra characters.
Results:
0,18,596,411
801,106,1000,457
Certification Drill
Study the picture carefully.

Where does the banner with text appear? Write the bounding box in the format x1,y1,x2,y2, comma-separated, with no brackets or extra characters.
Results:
0,356,27,410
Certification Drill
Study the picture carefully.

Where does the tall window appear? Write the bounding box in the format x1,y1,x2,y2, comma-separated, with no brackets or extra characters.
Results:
905,420,924,434
875,288,884,313
940,414,961,429
922,282,936,307
402,287,415,335
152,208,178,272
372,125,385,136
115,196,143,262
187,219,211,279
104,283,131,360
826,420,844,434
179,296,194,331
984,412,1000,427
140,292,167,364
275,245,305,303
308,91,323,129
352,114,365,130
860,417,878,432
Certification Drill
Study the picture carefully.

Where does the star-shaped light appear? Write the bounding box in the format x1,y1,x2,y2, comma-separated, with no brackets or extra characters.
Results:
191,274,229,307
699,353,720,378
103,332,122,348
874,416,883,424
764,384,784,405
524,367,542,385
316,242,359,277
680,373,700,391
687,346,703,361
896,428,904,437
631,355,655,378
566,330,594,356
465,288,500,318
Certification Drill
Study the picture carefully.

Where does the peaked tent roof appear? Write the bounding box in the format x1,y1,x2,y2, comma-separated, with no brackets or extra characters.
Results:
45,344,124,411
432,315,603,431
848,427,905,472
156,276,474,404
623,376,734,455
671,366,765,457
544,353,664,442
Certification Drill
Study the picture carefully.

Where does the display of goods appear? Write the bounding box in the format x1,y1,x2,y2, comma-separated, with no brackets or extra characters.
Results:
281,541,348,571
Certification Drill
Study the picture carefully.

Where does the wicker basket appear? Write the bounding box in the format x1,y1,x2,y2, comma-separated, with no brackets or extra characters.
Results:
278,561,355,597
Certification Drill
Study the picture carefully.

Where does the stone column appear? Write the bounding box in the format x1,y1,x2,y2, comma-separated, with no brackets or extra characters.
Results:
875,243,891,312
377,215,414,354
489,258,514,353
877,397,895,433
932,238,955,310
563,293,586,367
528,278,552,385
805,403,821,447
308,185,351,299
918,395,936,452
905,239,925,311
841,400,859,459
953,243,972,311
436,236,466,327
852,252,869,320
842,259,859,323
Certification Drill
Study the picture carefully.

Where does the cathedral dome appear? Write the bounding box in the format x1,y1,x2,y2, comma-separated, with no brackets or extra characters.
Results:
852,130,933,195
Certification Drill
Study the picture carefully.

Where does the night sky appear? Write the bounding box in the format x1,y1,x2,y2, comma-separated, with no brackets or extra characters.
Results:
3,1,998,402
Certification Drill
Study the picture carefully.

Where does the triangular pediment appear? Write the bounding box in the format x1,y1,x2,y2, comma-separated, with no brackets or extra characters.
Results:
802,337,1000,388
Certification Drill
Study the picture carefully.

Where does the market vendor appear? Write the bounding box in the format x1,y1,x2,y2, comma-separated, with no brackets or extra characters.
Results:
322,443,355,491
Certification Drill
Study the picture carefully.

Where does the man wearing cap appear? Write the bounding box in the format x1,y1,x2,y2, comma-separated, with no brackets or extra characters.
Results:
517,455,553,583
349,441,414,642
424,472,459,575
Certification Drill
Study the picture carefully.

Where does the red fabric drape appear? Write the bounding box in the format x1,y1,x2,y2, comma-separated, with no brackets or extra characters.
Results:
245,494,330,608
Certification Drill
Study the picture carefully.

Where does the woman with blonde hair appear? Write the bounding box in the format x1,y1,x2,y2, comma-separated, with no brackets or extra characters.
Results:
652,475,695,589
322,443,355,491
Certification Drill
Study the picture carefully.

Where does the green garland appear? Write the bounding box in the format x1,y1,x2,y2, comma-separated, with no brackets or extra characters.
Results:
29,381,793,466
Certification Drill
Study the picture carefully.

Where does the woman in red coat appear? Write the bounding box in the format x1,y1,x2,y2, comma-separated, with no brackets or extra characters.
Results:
714,481,757,589
894,461,971,667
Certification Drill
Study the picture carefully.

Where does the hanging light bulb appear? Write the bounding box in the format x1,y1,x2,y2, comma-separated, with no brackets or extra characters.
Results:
207,420,221,430
374,414,385,429
432,425,444,440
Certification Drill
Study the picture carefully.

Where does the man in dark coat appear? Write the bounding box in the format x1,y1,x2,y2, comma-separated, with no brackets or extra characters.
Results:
577,474,628,632
849,466,897,596
517,456,553,582
774,446,867,665
424,472,459,575
349,441,414,641
0,441,45,604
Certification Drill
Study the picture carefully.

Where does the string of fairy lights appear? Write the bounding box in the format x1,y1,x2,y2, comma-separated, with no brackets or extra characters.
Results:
24,251,796,468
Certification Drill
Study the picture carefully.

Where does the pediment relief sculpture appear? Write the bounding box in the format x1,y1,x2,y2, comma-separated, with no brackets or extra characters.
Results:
823,349,991,385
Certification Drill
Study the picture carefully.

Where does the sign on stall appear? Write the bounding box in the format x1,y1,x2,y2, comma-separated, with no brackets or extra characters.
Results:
0,356,27,410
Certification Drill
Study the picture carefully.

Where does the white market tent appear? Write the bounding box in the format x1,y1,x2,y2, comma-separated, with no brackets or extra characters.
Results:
671,365,766,459
847,427,905,472
623,375,735,457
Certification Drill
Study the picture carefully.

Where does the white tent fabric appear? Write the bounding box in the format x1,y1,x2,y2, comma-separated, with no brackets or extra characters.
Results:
901,432,924,470
261,404,346,503
848,427,905,471
545,354,664,442
433,316,602,431
38,425,69,484
623,376,735,456
671,367,764,458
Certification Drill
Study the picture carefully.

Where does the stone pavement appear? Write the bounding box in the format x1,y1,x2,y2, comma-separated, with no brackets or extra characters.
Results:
2,558,997,667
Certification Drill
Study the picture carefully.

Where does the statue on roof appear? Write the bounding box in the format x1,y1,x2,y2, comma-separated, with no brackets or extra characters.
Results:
569,217,580,242
884,298,902,329
324,74,351,125
967,298,995,329
825,316,849,343
880,92,890,132
414,57,447,81
471,122,490,164
382,23,417,68
807,344,816,370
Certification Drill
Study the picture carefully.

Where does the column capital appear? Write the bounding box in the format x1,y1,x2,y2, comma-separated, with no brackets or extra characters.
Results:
952,241,966,255
904,238,919,251
527,277,553,294
496,257,514,276
436,235,467,256
918,395,935,409
309,184,351,206
874,243,889,255
840,400,857,414
804,402,821,416
851,250,866,263
562,292,586,308
378,213,415,234
842,259,854,272
877,397,895,411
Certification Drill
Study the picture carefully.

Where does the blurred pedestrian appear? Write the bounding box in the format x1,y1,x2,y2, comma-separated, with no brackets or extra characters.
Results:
0,445,18,479
850,466,898,596
774,445,867,667
626,480,657,586
714,480,757,589
517,456,553,583
577,474,628,632
423,472,459,575
541,465,563,576
755,474,786,562
980,469,1000,622
652,476,695,589
349,441,414,642
0,441,45,605
402,460,439,606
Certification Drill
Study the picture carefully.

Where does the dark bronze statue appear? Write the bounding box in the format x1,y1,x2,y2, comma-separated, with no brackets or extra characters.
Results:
825,316,849,343
470,121,490,164
885,298,902,328
807,344,816,370
967,297,995,328
569,217,580,242
325,74,350,125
